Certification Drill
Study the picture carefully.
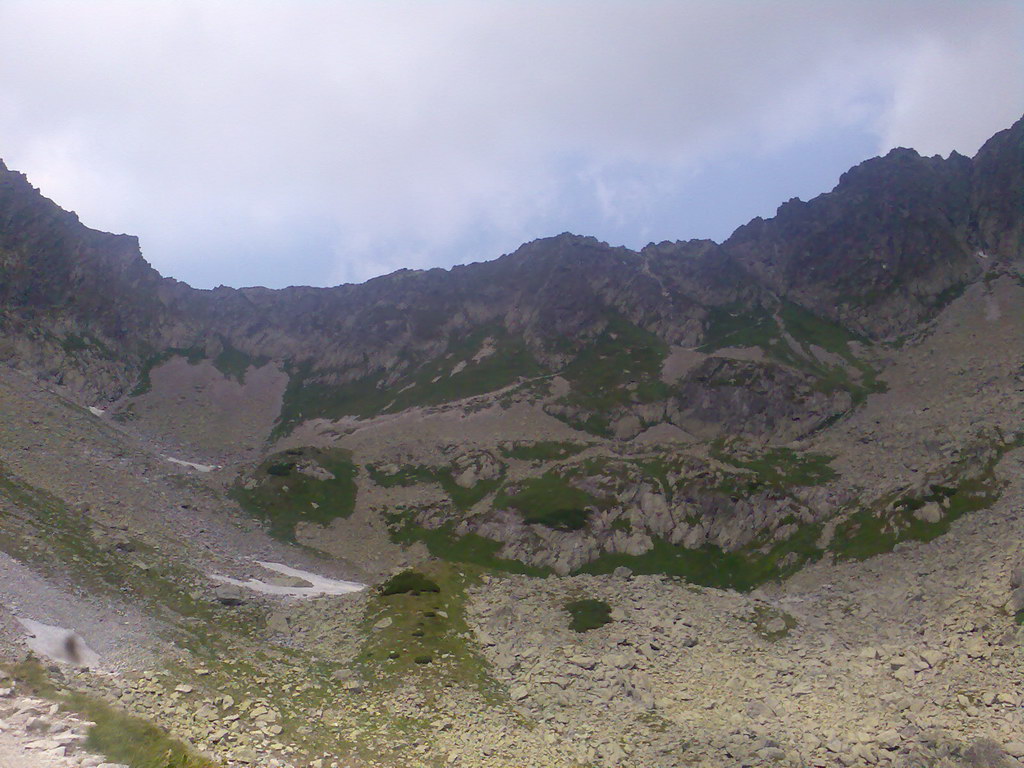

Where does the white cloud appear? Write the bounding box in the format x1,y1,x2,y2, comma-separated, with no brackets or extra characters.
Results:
0,1,1020,288
876,2,1024,155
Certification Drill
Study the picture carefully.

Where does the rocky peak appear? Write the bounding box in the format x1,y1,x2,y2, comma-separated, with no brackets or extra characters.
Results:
0,116,1020,408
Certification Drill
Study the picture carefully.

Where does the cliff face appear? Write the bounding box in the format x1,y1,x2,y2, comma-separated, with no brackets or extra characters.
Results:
0,161,176,395
0,116,1019,425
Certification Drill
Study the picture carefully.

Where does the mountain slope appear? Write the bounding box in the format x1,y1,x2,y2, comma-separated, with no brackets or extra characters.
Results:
0,117,1022,768
0,115,1019,422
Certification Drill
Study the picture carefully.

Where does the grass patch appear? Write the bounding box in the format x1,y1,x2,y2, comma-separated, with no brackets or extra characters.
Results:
577,516,824,592
0,465,219,627
494,471,608,531
230,447,358,540
565,599,613,632
500,441,588,462
354,562,505,703
711,442,837,491
212,340,269,384
636,457,674,500
385,512,550,576
750,605,797,640
698,301,885,407
699,304,778,352
380,570,440,596
369,461,505,511
275,325,543,435
9,659,218,768
830,436,1015,561
549,313,670,436
830,477,1000,561
130,346,207,396
72,692,217,768
59,332,113,357
778,302,864,356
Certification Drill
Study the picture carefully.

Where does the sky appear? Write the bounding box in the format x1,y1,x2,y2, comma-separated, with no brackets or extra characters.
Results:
0,1,1021,290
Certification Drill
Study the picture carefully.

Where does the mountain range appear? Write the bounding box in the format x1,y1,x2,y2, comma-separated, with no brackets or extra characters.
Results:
0,115,1021,768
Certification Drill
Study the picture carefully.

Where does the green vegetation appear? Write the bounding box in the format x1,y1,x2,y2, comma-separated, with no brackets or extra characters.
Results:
230,447,358,540
129,340,267,396
367,463,438,488
59,332,113,357
73,692,217,768
750,605,797,640
830,476,1001,561
565,599,613,632
711,441,837,491
130,346,206,396
0,464,217,628
385,510,550,576
699,304,778,352
777,302,860,356
576,525,823,592
931,280,968,309
275,326,543,435
212,341,269,384
9,659,217,768
374,434,1011,593
499,440,588,462
830,434,1018,561
576,438,1012,589
550,314,670,436
368,460,505,511
699,301,885,407
380,570,440,596
354,562,505,704
494,471,609,531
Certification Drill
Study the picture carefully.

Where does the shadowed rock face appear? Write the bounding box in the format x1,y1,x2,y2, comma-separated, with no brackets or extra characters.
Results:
0,116,1019,429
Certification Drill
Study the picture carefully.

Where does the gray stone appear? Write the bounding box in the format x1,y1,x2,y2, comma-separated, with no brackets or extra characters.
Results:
963,738,1012,768
509,685,529,701
913,501,943,524
212,584,248,606
1004,742,1024,758
264,574,313,588
1011,565,1024,589
1005,587,1024,614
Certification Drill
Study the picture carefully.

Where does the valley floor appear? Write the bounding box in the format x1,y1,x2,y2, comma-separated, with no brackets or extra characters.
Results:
0,275,1022,768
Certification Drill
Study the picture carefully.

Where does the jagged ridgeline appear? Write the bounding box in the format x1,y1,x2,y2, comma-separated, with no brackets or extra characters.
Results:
0,115,1021,586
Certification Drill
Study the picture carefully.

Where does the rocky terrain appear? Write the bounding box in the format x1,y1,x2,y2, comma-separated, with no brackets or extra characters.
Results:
0,116,1019,768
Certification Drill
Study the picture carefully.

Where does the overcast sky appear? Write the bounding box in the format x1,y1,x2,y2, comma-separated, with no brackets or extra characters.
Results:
0,1,1021,289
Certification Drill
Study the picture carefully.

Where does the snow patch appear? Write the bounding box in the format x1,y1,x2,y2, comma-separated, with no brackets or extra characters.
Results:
87,406,105,417
16,617,100,668
210,561,364,598
472,337,496,363
166,456,219,472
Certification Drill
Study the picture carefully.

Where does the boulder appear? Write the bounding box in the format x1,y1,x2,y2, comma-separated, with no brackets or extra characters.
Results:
1006,587,1024,615
1011,565,1024,589
212,584,248,606
963,738,1013,768
913,502,943,524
